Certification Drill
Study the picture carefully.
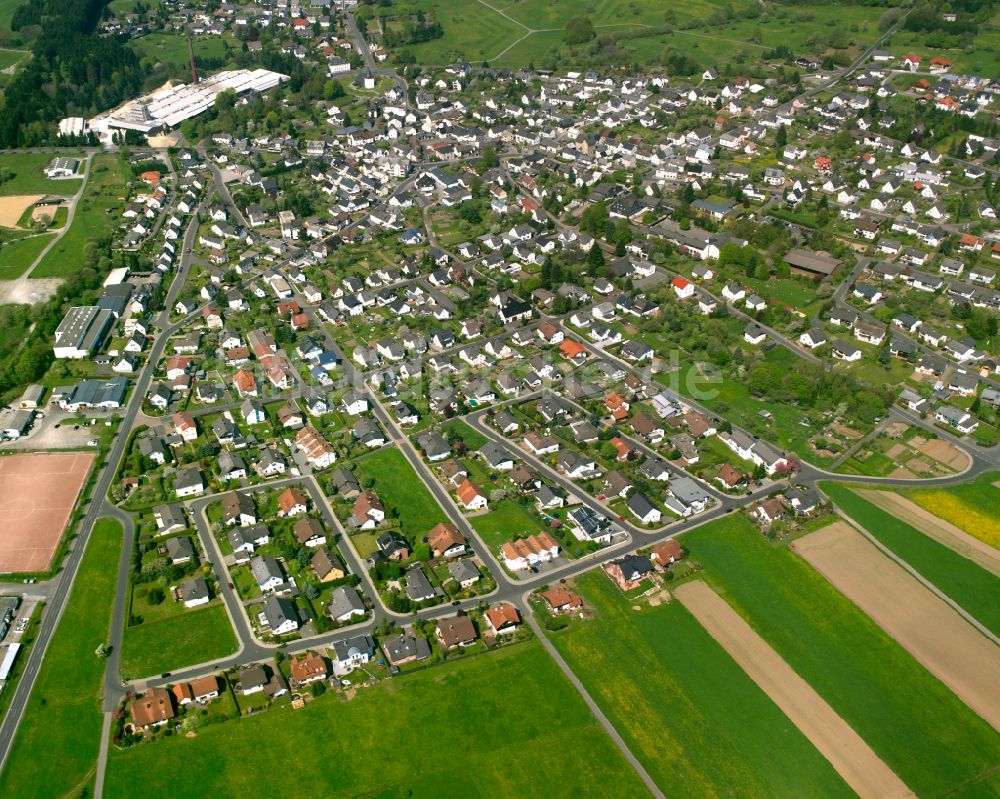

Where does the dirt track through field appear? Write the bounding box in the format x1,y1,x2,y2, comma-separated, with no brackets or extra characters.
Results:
675,580,914,799
857,490,1000,577
795,523,1000,734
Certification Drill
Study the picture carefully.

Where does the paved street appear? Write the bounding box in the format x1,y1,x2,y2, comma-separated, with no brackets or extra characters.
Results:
1,5,998,794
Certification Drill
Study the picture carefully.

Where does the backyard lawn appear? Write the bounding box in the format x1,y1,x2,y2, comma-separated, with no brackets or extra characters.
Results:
354,446,448,540
741,275,820,312
31,154,128,279
105,641,651,798
121,603,238,679
546,572,853,798
440,417,489,450
672,347,836,467
823,484,1000,637
901,471,1000,549
471,498,550,552
0,518,123,799
681,515,1000,799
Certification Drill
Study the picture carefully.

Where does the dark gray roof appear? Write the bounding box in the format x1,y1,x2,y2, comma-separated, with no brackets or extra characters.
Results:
329,586,365,619
404,567,436,601
263,596,298,630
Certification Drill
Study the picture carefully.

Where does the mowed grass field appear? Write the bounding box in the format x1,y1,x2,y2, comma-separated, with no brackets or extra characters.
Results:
392,0,525,64
0,518,123,799
354,446,449,539
412,0,883,67
823,483,1000,637
0,48,27,71
121,604,238,679
886,28,1000,76
105,641,651,799
31,154,128,279
620,3,880,65
681,515,1000,798
0,151,83,196
546,572,853,798
132,32,233,67
0,232,53,280
0,0,23,27
901,471,1000,549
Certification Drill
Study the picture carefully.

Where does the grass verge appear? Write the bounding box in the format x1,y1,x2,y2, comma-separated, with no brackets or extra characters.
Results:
0,517,123,799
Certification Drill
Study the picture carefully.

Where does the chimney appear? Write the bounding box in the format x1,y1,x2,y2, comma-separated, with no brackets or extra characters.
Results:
187,36,198,84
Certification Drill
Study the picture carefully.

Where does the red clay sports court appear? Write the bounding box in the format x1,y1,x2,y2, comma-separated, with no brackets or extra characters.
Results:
0,452,94,573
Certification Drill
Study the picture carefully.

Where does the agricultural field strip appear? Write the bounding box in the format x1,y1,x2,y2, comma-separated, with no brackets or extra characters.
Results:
858,489,1000,577
674,579,913,799
104,642,653,798
901,473,1000,550
524,610,666,799
794,523,1000,735
828,491,1000,645
547,572,855,798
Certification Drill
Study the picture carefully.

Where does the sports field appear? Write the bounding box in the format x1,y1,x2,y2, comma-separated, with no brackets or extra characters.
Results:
0,194,41,227
0,451,94,572
546,572,853,798
681,515,1000,798
795,522,1000,734
105,641,651,798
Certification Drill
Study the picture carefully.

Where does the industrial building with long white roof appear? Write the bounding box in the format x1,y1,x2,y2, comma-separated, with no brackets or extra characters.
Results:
84,68,288,142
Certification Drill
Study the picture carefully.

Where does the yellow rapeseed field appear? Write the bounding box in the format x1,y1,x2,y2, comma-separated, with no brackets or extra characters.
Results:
907,491,1000,550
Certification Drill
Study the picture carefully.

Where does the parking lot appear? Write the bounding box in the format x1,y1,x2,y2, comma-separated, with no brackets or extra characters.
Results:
0,406,110,451
0,599,35,642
